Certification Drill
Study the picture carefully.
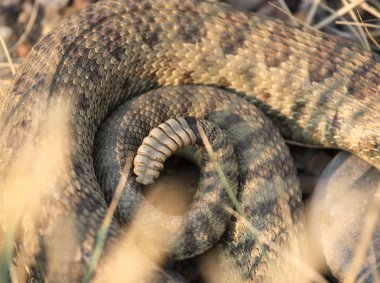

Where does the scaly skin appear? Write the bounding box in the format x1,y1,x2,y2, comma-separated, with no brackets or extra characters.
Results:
0,0,379,282
94,86,302,282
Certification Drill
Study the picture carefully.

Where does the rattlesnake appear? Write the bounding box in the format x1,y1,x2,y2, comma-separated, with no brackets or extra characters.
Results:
0,0,379,282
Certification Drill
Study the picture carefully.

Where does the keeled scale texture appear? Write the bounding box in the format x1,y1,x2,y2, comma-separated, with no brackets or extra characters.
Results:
0,0,379,281
93,86,302,281
95,100,241,261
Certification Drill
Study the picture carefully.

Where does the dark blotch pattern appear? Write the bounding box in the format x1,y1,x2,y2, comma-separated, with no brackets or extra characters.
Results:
221,33,246,55
308,37,341,83
178,25,204,44
179,71,194,84
254,197,279,220
219,10,250,56
3,0,380,282
78,95,90,111
264,48,291,68
290,100,307,121
218,76,231,88
262,24,298,68
73,160,85,176
347,59,379,100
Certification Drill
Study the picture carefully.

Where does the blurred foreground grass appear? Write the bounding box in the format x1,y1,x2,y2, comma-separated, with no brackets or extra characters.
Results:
0,0,379,282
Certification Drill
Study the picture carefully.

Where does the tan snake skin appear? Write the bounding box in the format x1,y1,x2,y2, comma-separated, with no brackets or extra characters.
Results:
93,86,302,282
0,0,379,282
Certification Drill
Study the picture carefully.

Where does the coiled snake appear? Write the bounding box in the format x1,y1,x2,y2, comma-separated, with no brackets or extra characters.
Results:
0,0,379,282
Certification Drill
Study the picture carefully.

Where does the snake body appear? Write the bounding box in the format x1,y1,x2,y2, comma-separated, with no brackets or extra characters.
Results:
0,0,379,282
93,86,302,281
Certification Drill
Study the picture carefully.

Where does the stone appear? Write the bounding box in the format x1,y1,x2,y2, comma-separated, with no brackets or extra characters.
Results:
309,152,380,282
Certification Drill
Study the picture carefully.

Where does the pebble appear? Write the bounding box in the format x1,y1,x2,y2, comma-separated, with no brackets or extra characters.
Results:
0,26,12,41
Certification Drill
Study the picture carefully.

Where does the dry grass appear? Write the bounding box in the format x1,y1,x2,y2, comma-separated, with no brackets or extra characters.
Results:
0,33,16,75
0,100,71,282
82,153,134,283
9,0,40,54
0,0,379,282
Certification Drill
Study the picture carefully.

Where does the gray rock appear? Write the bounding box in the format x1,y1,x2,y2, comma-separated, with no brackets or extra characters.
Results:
310,152,380,282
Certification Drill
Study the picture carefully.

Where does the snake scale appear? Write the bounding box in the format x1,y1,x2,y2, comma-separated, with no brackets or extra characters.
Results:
0,0,379,282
